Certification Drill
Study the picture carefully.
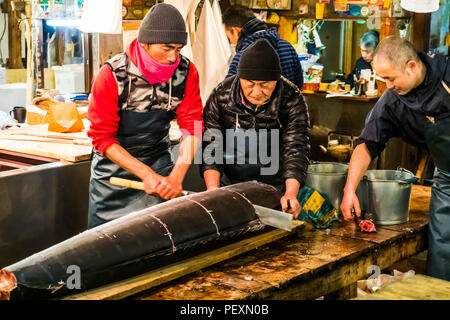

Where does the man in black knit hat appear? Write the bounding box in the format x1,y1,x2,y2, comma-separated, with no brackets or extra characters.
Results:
201,39,310,218
87,3,204,228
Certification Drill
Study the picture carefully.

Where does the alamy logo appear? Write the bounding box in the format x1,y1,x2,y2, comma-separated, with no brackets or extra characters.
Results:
366,265,381,291
66,265,81,290
187,121,281,175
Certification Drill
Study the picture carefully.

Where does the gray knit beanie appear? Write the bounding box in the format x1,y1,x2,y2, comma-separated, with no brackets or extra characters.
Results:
138,3,187,45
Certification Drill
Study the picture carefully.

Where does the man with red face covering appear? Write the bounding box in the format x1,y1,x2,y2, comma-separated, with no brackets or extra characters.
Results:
87,4,204,229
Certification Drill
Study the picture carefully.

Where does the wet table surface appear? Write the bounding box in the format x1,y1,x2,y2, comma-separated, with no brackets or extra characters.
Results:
132,185,431,300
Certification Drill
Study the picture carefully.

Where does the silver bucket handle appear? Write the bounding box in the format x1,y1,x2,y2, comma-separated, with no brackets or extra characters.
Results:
396,167,419,184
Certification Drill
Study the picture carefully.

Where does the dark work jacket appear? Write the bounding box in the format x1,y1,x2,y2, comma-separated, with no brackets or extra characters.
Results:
227,18,303,89
345,57,372,87
201,75,311,187
355,52,450,162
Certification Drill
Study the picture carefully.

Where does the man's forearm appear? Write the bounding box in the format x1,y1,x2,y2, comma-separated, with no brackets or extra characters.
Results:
104,143,155,181
285,178,300,197
204,169,221,190
170,135,200,183
344,143,372,192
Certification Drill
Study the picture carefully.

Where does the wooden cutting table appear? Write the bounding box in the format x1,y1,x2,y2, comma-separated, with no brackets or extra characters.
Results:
131,185,431,300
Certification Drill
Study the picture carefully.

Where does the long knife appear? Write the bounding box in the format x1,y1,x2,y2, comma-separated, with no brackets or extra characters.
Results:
253,204,294,231
109,177,295,231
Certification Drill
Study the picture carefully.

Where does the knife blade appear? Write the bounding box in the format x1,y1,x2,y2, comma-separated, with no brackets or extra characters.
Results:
252,204,294,231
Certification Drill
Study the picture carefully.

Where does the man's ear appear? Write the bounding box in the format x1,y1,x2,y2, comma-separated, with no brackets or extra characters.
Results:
406,60,418,75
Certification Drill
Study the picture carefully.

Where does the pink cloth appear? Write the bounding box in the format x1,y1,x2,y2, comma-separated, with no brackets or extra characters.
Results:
133,39,180,84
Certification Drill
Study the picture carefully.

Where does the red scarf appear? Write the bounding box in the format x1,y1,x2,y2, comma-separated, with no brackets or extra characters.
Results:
132,39,180,84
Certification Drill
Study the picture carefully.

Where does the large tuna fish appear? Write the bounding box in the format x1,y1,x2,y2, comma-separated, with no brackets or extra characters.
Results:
0,182,282,299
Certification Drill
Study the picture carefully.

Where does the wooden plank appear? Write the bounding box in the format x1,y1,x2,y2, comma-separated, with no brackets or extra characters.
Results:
7,0,22,69
328,220,406,244
0,125,91,162
354,275,450,300
415,153,428,184
62,222,306,300
98,33,123,69
324,283,357,300
35,19,45,89
83,33,94,93
0,148,60,163
343,21,353,77
0,140,91,162
25,1,36,106
412,13,431,53
1,124,89,139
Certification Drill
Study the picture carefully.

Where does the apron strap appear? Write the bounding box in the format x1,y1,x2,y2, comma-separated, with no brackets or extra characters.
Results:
168,78,172,108
442,80,450,94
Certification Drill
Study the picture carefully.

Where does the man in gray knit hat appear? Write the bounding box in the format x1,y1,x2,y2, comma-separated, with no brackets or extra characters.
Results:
87,3,204,228
201,39,311,218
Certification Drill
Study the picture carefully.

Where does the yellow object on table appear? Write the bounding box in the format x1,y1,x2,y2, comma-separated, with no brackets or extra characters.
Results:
27,110,49,125
319,83,329,92
48,102,85,133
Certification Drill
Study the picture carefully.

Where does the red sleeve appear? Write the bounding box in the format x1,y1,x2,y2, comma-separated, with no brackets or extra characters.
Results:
87,64,120,155
175,62,204,138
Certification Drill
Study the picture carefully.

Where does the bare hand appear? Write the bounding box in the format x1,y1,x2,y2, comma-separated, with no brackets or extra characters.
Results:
142,172,164,195
280,194,301,219
154,175,183,200
340,190,361,220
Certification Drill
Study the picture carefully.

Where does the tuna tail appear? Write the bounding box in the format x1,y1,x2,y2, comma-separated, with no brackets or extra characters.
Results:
0,269,17,300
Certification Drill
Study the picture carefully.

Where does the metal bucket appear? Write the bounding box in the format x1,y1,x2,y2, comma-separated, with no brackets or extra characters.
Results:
356,169,418,225
304,162,348,212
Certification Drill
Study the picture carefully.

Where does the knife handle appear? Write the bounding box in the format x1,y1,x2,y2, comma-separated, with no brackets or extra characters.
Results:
110,177,145,190
109,177,186,198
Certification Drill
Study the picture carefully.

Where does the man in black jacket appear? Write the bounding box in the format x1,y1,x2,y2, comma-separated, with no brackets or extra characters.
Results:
341,36,450,280
201,39,310,218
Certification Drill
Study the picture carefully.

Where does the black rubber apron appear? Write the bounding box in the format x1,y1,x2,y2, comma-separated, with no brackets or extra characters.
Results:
87,109,174,229
425,80,450,281
223,113,284,189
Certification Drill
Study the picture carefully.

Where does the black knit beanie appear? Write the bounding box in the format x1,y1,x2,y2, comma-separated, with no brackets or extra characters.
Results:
237,39,281,81
138,3,187,45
